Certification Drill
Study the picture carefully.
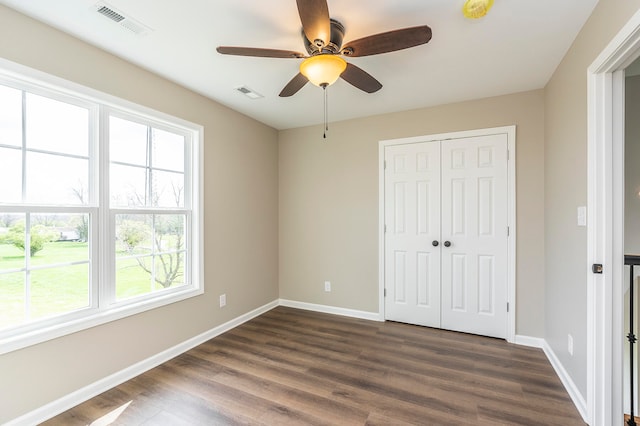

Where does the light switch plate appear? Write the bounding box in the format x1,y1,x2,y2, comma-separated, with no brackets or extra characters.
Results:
577,206,587,227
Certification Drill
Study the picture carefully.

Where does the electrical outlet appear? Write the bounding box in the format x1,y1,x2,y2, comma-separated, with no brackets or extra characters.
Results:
324,281,331,292
568,334,573,356
219,294,226,308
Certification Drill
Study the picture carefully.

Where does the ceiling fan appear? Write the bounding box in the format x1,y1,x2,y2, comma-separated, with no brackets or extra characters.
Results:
216,0,432,97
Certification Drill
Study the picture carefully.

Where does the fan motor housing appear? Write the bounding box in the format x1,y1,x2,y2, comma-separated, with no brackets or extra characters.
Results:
303,18,345,55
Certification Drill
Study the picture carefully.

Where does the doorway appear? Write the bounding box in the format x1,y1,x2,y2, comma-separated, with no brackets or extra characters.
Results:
624,61,640,424
378,126,516,342
587,10,640,426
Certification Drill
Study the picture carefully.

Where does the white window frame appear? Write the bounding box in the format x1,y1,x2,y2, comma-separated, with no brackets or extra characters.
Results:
104,109,195,308
0,58,204,355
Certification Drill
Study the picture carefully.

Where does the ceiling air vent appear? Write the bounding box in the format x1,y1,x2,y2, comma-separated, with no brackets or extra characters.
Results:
93,2,153,36
96,5,124,22
236,86,264,100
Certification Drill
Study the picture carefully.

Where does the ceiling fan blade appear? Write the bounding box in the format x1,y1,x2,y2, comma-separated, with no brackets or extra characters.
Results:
342,25,432,57
340,63,382,93
279,73,309,97
296,0,331,46
217,46,305,58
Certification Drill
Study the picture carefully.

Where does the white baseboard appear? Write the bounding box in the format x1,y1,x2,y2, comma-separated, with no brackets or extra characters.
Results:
514,334,545,348
9,300,590,426
6,299,279,426
505,335,588,423
278,299,382,322
542,340,589,423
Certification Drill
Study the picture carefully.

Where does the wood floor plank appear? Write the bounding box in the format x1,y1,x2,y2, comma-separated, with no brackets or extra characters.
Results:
306,364,480,421
340,382,481,425
42,307,586,425
190,348,338,400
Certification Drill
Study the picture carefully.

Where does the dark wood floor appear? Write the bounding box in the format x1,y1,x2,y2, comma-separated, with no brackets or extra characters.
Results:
625,414,640,424
43,307,585,425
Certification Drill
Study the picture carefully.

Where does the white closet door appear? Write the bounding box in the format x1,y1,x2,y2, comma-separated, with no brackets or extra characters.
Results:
440,134,509,338
384,141,441,327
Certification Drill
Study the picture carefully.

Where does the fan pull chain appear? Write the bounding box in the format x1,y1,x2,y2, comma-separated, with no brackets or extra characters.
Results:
323,84,328,139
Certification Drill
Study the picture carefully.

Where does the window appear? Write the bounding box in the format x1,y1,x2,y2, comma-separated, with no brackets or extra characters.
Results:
0,62,203,353
109,114,190,301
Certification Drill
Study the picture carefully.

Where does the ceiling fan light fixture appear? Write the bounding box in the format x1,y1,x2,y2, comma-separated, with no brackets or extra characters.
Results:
462,0,494,19
300,54,347,87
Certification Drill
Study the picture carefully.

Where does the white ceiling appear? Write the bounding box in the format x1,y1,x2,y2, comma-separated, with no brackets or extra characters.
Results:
0,0,599,130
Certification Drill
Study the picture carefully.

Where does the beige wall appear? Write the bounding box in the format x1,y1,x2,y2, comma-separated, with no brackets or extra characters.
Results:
544,0,640,399
0,5,279,423
9,0,640,421
279,90,546,336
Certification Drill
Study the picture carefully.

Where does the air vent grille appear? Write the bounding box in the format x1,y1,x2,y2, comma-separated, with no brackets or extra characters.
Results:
236,86,264,99
119,19,148,35
93,2,153,36
96,5,124,23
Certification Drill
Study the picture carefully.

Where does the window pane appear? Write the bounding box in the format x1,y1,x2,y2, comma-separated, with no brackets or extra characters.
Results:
116,256,152,300
152,170,184,207
0,272,25,330
30,264,90,319
153,214,186,289
155,214,185,251
0,214,26,263
0,147,22,203
25,93,89,157
111,164,147,207
26,152,88,205
155,251,185,288
0,84,22,148
152,128,184,172
115,214,186,300
110,116,148,166
116,214,153,255
29,214,89,266
1,212,92,326
0,212,26,329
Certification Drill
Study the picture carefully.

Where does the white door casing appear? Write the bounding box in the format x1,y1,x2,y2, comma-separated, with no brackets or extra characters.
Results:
381,128,513,340
586,9,640,425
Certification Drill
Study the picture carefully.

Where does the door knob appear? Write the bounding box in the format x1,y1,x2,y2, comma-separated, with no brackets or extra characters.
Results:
444,241,451,247
432,240,439,247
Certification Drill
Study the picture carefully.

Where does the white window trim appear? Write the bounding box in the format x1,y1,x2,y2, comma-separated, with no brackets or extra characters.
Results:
0,58,204,355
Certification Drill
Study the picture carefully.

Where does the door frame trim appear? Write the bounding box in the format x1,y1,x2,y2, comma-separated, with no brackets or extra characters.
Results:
378,125,517,343
586,8,640,425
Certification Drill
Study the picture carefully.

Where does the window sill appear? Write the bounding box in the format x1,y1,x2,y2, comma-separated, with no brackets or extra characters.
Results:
0,285,203,355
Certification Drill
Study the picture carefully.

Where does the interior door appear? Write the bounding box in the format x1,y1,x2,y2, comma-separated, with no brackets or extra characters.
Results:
384,141,441,327
383,133,509,339
440,134,508,338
